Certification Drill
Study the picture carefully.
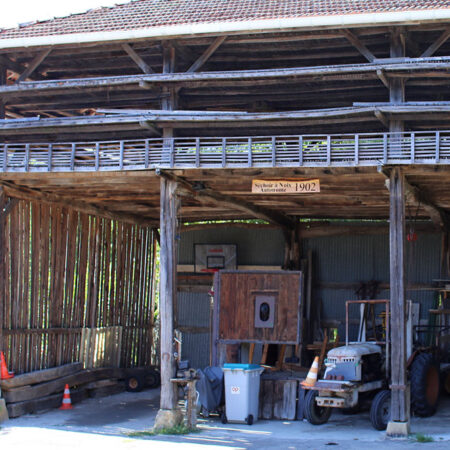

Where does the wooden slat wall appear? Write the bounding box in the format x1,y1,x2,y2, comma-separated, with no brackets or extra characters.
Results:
0,199,157,374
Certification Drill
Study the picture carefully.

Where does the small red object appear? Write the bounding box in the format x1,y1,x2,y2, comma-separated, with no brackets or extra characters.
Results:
407,232,418,242
0,351,14,380
59,384,73,410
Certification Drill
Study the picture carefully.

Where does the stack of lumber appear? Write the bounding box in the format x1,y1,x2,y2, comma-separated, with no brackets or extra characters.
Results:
258,373,306,421
0,363,125,418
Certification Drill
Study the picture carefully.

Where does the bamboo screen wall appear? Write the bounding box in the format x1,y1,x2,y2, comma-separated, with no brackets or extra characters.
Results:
0,200,158,375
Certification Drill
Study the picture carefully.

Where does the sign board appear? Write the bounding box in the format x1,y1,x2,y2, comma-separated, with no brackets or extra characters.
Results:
252,179,320,194
194,244,237,273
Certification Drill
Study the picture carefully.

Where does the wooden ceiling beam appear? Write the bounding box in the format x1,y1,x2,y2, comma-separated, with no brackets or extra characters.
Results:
420,28,450,57
121,43,155,74
187,36,228,73
16,48,52,83
0,181,156,227
341,29,376,62
157,170,296,231
380,168,449,231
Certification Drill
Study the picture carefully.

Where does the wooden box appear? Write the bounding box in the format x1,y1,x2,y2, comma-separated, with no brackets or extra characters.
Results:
213,270,303,345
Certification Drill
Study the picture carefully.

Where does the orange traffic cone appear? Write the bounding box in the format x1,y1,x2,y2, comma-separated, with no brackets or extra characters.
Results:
301,356,319,387
0,351,14,380
59,384,73,410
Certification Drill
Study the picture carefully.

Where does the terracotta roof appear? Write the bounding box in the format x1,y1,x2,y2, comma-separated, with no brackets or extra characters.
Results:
0,0,449,41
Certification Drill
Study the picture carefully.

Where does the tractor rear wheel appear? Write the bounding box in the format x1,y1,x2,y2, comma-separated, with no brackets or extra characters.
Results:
410,352,440,417
304,390,332,425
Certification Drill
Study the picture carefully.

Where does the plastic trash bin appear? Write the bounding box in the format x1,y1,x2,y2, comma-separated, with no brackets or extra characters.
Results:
222,363,264,425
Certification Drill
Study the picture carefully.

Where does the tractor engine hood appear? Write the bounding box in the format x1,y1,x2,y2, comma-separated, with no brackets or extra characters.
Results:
328,343,382,358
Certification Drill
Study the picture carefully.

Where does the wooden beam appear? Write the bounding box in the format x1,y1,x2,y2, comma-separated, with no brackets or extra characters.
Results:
342,29,376,62
0,55,44,81
374,110,389,128
157,170,295,231
389,29,406,154
380,168,448,231
16,48,52,83
0,64,5,119
376,69,390,89
387,167,409,436
421,28,450,58
187,36,227,73
139,120,162,136
121,43,154,74
158,177,179,412
3,58,449,96
0,181,155,227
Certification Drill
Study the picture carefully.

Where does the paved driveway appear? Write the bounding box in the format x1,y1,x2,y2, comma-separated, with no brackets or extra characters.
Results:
1,388,450,449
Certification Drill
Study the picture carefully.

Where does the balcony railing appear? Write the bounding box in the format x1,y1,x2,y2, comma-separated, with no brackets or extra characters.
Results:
1,131,449,173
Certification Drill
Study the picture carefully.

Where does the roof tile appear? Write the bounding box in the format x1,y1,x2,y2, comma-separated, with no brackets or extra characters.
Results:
0,0,449,40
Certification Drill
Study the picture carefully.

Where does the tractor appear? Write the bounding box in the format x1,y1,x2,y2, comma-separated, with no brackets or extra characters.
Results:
302,299,440,430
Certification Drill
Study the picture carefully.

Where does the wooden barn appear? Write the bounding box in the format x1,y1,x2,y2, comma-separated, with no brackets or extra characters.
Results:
0,0,450,436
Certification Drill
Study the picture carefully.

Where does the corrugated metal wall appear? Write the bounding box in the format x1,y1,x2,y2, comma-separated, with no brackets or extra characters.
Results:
177,226,441,368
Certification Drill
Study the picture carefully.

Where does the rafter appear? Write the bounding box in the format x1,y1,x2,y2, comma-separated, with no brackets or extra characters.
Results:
421,28,450,58
380,168,449,231
16,48,52,83
121,43,154,74
187,36,227,73
0,181,156,227
156,170,295,231
374,110,389,128
342,29,375,62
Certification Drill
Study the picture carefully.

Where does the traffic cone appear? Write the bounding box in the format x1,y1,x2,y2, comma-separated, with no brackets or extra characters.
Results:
301,356,319,387
0,351,14,380
59,384,73,410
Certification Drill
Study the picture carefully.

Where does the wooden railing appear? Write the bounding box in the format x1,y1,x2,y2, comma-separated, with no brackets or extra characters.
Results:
1,130,449,172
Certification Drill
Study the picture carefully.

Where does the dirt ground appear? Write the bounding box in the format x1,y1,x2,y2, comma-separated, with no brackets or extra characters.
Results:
1,388,450,449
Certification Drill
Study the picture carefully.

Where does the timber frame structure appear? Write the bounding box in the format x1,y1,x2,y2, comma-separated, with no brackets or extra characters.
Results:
1,0,450,436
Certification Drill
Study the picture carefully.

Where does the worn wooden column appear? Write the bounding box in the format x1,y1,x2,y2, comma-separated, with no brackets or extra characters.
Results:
0,64,6,119
154,178,182,430
0,189,5,352
389,28,405,155
387,167,410,437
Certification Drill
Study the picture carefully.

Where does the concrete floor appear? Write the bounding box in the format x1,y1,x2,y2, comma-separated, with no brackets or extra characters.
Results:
1,389,450,449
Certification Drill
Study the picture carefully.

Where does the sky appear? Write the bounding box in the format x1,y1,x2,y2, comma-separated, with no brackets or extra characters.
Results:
0,0,126,29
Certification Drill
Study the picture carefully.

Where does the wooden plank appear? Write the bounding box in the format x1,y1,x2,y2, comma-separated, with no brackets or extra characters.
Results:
297,384,306,420
0,363,83,390
273,380,297,420
259,379,274,419
1,182,156,227
3,58,450,96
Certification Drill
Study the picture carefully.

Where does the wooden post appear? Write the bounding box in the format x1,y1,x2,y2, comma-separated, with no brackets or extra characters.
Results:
154,177,182,429
162,44,177,167
389,29,405,156
387,167,410,437
0,189,6,352
0,65,5,119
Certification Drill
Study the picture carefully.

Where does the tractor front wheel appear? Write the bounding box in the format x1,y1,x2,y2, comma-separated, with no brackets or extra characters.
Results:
304,390,332,425
370,390,391,430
